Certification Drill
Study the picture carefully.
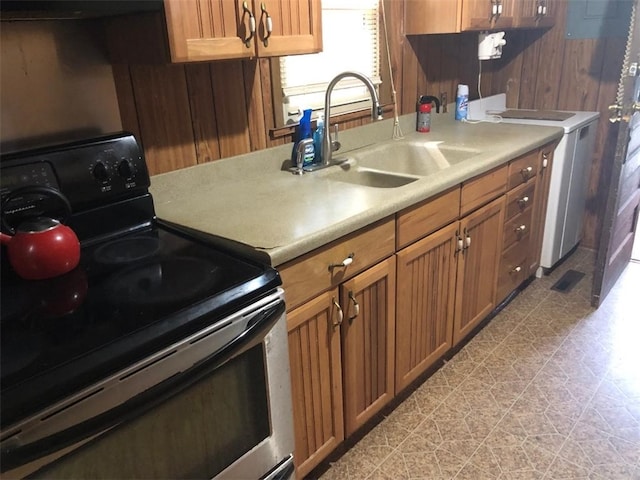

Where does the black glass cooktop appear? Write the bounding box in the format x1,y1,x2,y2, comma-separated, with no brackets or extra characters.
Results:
0,222,280,428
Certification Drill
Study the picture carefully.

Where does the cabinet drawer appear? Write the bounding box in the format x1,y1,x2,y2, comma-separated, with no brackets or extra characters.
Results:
280,218,396,311
508,150,539,189
460,164,508,216
505,181,536,221
396,186,460,249
502,207,533,250
497,237,530,302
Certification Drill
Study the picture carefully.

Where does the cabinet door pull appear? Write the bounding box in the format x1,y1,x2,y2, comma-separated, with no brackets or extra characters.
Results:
242,1,256,48
542,153,549,169
332,298,344,327
348,291,360,321
260,2,273,47
521,166,533,180
514,224,527,233
465,234,471,249
491,0,498,17
456,232,464,252
329,253,354,270
518,196,530,207
511,266,522,274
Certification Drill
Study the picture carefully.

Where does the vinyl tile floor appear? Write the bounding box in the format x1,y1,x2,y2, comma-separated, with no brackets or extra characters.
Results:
318,249,640,480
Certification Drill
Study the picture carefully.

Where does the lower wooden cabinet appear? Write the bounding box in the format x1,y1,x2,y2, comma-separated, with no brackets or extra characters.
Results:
285,143,557,477
453,195,506,346
395,222,457,392
287,290,344,479
529,147,555,276
340,256,396,437
286,256,396,476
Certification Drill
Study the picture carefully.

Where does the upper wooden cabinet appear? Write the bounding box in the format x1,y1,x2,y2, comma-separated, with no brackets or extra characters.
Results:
165,0,322,62
405,0,515,35
405,0,556,35
107,0,322,63
514,0,555,28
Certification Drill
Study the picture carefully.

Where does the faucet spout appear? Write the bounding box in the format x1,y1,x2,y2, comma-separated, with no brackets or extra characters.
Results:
322,71,382,167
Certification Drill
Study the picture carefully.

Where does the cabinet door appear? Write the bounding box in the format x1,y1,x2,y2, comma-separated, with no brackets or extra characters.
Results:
254,0,322,57
287,290,344,479
396,223,458,392
461,0,515,31
528,147,555,276
163,0,322,62
453,196,505,346
404,0,463,34
341,256,396,437
164,0,254,62
515,0,555,28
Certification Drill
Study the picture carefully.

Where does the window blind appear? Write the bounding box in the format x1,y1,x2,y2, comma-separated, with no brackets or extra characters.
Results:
279,0,380,122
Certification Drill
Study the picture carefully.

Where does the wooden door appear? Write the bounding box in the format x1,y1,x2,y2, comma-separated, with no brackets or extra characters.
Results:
453,196,505,345
254,0,322,57
287,289,344,479
515,0,555,28
395,223,458,392
164,0,255,62
461,0,515,31
592,1,640,307
340,256,396,437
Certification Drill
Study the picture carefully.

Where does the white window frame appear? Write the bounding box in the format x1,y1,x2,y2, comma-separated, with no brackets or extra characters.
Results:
279,0,381,124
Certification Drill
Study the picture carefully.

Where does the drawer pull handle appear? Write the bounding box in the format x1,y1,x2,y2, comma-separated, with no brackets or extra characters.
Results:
515,224,527,233
329,253,354,270
521,166,533,180
348,291,360,321
518,196,529,207
511,266,522,274
332,298,343,327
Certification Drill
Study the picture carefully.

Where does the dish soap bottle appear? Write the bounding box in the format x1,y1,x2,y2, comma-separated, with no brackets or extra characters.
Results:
291,109,315,168
313,113,324,165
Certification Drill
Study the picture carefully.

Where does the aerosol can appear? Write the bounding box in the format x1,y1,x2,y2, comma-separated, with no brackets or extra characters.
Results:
416,95,441,133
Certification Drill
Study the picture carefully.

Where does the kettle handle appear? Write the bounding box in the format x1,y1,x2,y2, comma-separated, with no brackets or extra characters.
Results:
1,185,73,235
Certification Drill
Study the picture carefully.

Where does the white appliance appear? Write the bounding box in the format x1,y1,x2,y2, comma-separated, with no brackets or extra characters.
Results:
478,31,507,60
468,94,600,275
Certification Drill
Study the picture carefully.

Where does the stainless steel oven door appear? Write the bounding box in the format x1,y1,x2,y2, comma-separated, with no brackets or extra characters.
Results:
1,288,295,480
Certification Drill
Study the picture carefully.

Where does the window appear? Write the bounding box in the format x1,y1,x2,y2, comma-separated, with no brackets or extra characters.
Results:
278,0,380,124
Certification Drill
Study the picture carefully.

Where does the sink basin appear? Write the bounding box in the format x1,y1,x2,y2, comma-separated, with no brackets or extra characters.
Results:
350,141,480,176
325,167,418,188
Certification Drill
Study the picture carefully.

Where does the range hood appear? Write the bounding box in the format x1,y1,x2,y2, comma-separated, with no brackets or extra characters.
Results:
0,1,162,20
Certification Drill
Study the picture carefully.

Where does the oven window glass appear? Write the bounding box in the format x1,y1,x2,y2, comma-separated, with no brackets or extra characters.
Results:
34,344,270,479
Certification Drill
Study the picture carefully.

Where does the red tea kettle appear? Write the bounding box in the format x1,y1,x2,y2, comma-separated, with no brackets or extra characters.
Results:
1,186,80,280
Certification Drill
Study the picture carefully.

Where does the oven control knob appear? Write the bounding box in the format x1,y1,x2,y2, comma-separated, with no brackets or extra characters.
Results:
92,161,110,182
117,159,135,179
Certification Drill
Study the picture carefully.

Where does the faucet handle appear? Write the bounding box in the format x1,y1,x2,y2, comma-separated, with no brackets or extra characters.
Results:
331,124,341,152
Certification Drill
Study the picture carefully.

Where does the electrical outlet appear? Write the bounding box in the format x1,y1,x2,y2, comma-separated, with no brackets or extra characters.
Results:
440,92,448,113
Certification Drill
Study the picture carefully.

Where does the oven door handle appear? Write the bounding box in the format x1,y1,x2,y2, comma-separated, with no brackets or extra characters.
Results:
1,299,286,474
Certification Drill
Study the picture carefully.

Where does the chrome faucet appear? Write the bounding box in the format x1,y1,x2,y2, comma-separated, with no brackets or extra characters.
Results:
321,71,383,167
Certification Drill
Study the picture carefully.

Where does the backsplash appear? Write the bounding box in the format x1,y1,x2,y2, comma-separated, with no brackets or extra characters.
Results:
0,20,121,153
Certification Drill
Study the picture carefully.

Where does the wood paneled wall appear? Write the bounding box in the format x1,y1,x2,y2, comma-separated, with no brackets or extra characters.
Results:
112,0,624,250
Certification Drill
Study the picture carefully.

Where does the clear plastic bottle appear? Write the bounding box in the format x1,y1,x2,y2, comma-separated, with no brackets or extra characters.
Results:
313,113,324,165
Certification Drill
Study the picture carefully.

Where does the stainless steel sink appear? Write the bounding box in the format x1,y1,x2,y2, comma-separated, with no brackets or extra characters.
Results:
325,167,419,188
350,141,480,176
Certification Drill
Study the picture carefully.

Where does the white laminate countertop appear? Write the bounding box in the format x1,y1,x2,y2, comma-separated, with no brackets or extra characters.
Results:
150,113,563,267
